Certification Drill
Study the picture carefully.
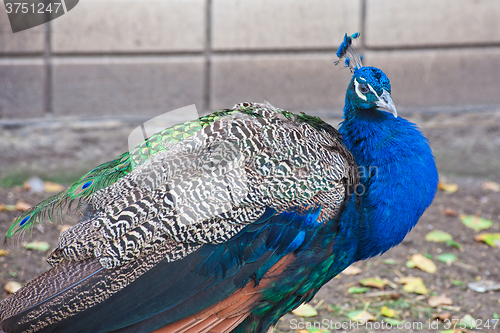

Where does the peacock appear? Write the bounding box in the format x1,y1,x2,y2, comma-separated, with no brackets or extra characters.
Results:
0,33,438,333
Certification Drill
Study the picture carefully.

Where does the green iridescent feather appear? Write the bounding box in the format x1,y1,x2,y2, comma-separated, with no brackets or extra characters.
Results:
6,152,133,240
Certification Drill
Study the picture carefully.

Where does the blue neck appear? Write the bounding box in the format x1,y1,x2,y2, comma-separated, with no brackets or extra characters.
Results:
338,100,438,261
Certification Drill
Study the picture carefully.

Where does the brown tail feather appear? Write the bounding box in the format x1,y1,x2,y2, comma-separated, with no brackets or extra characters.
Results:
152,254,295,333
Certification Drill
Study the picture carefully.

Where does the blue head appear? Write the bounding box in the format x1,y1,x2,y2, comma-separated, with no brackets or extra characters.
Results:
346,67,397,117
336,33,397,118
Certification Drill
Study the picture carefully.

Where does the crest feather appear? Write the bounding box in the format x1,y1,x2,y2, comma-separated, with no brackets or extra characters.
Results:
335,33,363,73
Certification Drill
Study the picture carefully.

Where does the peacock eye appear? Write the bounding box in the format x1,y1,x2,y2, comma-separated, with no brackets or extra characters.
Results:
358,84,370,94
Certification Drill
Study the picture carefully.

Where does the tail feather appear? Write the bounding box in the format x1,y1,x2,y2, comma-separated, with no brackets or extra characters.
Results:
0,259,102,322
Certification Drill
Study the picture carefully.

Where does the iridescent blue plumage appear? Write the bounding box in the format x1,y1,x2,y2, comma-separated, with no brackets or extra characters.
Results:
339,66,438,260
0,33,438,333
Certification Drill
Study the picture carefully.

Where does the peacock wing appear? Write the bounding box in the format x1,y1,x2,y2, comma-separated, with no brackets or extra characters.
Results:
52,103,354,269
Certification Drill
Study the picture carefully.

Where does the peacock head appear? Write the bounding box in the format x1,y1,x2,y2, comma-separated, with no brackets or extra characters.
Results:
346,67,397,117
336,33,397,118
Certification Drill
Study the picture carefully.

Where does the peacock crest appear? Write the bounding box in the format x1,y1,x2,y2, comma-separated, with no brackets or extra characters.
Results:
335,32,363,72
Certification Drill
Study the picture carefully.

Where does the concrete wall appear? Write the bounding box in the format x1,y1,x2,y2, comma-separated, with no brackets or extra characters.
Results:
0,0,499,180
1,0,500,120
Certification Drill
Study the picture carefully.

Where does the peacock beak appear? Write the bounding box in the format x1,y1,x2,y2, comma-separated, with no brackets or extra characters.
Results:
375,89,397,118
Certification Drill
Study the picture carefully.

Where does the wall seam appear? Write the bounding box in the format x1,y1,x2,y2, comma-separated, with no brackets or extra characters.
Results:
203,0,212,113
43,20,52,114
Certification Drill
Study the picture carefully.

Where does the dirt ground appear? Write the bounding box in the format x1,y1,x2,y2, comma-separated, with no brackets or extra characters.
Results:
0,175,499,332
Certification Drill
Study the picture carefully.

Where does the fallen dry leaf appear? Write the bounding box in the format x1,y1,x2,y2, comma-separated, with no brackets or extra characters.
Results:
436,253,457,265
425,230,453,243
347,310,375,323
24,241,50,252
380,306,398,318
443,208,458,217
291,304,318,317
383,258,398,265
15,200,31,211
438,182,458,194
410,254,437,273
428,295,453,307
341,265,362,276
44,181,65,193
359,277,387,289
0,204,16,211
467,280,500,293
461,314,476,329
0,249,8,256
440,305,461,311
348,286,369,294
432,312,451,321
474,233,500,247
460,214,493,232
425,231,462,250
398,276,428,295
0,201,31,212
481,181,500,192
4,281,22,294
